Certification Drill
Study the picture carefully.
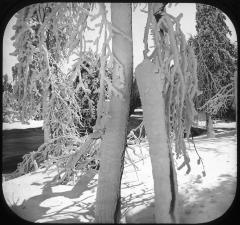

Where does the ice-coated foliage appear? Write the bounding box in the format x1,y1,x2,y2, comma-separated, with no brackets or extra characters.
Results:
8,3,125,182
128,3,202,176
189,4,237,118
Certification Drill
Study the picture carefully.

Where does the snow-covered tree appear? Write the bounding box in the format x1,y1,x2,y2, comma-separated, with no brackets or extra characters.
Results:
9,3,117,183
132,3,201,222
95,3,133,222
7,3,202,223
189,4,237,136
2,74,19,122
9,3,103,177
96,2,201,222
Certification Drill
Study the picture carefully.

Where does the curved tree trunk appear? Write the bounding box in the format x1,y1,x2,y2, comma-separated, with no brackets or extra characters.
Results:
95,3,133,223
135,59,179,223
206,113,215,138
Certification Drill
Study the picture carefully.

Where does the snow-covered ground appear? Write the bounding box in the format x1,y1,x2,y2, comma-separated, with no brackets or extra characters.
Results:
2,122,237,223
2,120,43,130
2,117,236,131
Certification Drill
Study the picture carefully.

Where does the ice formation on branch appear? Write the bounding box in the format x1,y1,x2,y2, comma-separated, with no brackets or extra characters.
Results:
189,4,237,119
8,3,132,183
139,3,201,174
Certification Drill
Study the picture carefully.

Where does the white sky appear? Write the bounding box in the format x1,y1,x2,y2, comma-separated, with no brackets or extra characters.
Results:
2,3,237,82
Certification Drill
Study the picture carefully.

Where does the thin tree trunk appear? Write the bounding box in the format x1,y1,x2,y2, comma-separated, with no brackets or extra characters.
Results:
206,113,215,138
95,3,133,223
135,59,179,223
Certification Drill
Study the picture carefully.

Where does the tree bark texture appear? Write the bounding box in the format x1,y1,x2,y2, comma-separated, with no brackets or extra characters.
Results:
95,3,133,223
135,59,179,223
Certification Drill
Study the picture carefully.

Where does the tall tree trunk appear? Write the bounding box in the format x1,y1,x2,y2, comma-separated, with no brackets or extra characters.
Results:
135,59,179,223
95,3,133,223
206,113,215,138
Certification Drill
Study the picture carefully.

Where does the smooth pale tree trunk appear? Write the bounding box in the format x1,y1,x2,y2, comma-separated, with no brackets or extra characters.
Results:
206,113,215,138
95,3,133,223
135,59,179,223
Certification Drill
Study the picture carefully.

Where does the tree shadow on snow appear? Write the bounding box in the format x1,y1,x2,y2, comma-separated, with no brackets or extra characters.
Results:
120,174,236,223
120,179,155,223
179,176,237,223
121,190,155,223
7,171,97,223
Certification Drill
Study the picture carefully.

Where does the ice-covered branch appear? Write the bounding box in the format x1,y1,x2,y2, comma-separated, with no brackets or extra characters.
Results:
141,3,200,173
198,82,234,115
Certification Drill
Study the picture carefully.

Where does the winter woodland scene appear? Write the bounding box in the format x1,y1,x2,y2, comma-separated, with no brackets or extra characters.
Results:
2,2,237,223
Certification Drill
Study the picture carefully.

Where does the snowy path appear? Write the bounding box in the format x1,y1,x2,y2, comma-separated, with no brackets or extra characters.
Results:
2,131,237,223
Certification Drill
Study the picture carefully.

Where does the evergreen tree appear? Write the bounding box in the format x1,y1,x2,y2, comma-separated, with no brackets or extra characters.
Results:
2,74,13,93
2,74,18,122
189,4,237,135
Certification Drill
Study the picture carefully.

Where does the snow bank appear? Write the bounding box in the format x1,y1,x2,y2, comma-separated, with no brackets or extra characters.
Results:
2,120,43,130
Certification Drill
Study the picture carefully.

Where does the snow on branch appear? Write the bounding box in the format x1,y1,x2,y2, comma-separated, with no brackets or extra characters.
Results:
198,82,234,115
9,3,129,184
140,3,202,174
